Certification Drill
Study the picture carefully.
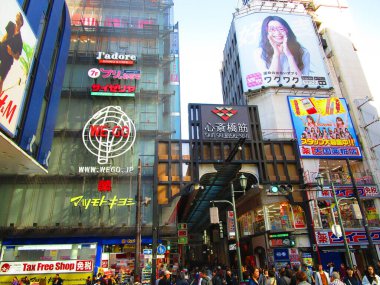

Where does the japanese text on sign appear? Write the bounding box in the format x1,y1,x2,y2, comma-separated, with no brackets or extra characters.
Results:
70,195,135,209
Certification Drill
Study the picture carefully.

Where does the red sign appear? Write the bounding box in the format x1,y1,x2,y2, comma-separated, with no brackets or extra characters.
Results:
90,125,130,138
178,230,187,237
92,84,136,93
101,260,109,268
0,260,93,275
98,180,112,192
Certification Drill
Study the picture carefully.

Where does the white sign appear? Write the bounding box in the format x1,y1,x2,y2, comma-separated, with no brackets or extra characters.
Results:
0,260,93,275
82,106,136,165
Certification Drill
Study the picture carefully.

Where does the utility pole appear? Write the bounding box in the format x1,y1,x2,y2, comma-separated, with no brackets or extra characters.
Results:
135,159,142,280
346,159,378,270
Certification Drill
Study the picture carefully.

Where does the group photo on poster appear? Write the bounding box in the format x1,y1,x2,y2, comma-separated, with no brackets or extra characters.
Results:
0,1,36,137
234,12,331,91
287,96,362,158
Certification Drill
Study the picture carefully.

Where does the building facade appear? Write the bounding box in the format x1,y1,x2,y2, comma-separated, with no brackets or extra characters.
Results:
0,0,180,283
220,0,380,271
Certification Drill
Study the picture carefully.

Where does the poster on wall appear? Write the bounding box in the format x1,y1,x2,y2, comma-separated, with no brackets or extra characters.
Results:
287,96,361,159
0,0,37,137
234,12,331,92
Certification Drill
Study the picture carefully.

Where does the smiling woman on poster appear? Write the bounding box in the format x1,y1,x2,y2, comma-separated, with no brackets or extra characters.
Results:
254,15,310,77
0,12,24,94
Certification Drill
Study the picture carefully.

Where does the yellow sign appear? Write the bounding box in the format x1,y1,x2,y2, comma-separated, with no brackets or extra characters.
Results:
70,195,135,209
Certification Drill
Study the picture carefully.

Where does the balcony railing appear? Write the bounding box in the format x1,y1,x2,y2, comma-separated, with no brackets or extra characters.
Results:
262,129,295,140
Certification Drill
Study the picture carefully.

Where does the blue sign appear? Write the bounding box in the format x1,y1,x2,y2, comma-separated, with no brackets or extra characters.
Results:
157,244,166,255
273,248,289,261
143,249,152,255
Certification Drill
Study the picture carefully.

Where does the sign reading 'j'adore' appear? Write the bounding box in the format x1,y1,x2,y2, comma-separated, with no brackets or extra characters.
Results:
96,52,137,65
82,106,136,165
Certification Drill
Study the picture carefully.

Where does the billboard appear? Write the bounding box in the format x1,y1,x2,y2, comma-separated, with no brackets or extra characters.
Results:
234,12,331,91
288,96,361,159
0,0,37,137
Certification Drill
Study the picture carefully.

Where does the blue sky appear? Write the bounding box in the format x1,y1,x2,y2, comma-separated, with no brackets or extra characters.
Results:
173,0,380,139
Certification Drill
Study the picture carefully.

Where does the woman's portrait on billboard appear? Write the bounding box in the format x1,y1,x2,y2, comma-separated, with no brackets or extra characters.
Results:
254,15,310,77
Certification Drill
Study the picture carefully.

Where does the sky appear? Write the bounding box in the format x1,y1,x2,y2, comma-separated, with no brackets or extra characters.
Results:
173,0,380,139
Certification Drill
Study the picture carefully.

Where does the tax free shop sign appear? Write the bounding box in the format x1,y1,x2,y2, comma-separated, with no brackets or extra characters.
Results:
0,260,93,275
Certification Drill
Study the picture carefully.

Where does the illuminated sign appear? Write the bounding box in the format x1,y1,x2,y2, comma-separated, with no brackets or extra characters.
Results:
288,96,361,159
82,106,136,165
96,52,136,65
88,68,141,80
91,84,135,97
70,195,135,209
315,230,380,246
0,260,93,274
0,1,37,137
234,12,331,91
268,232,293,247
200,105,252,140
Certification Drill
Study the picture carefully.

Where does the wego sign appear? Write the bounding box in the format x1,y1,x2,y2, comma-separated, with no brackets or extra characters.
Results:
82,106,136,164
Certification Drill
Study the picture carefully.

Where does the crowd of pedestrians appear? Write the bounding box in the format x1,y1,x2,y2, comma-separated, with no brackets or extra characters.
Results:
155,263,380,285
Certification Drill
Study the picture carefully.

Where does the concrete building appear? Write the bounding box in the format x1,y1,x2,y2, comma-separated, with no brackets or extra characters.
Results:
219,0,380,270
0,0,180,282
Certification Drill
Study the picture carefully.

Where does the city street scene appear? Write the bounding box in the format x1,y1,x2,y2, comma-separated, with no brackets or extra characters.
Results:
0,1,380,285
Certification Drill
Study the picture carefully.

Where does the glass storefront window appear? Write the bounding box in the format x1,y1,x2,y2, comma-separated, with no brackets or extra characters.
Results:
316,199,380,229
1,244,96,262
253,208,265,233
364,200,380,227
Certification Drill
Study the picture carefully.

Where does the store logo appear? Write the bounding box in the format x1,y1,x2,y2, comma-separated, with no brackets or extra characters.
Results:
82,106,136,165
96,52,136,65
211,107,238,122
1,263,10,272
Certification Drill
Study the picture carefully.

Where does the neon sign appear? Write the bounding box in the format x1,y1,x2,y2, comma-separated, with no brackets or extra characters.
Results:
88,68,141,80
91,84,135,97
82,106,136,164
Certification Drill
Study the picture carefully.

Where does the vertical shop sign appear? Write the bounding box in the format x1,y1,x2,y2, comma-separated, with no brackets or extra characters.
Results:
227,211,235,240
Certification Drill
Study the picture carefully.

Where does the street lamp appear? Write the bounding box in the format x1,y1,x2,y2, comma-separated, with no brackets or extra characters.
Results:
211,173,248,283
315,173,353,268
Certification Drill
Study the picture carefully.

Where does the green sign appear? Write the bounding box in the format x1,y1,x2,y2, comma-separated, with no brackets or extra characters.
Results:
178,237,188,244
268,233,290,239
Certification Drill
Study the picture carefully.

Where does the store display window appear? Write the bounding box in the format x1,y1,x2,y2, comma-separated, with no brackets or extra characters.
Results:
253,208,265,233
266,202,307,231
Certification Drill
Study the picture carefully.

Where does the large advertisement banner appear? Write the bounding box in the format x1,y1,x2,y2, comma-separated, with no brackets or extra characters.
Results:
288,96,361,159
234,12,331,91
0,1,37,137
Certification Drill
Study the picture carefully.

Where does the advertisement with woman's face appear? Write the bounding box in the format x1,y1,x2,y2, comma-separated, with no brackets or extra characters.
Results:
0,0,37,137
234,12,332,92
